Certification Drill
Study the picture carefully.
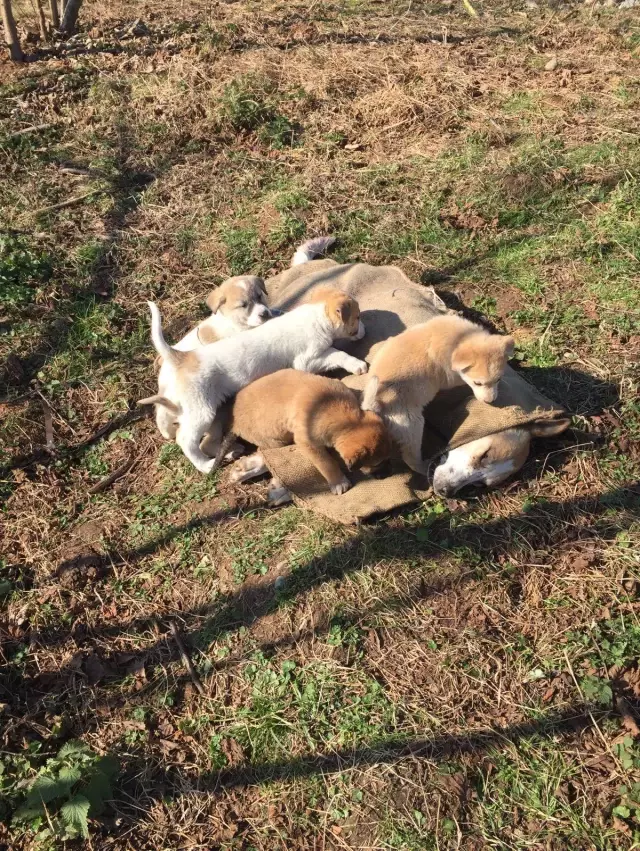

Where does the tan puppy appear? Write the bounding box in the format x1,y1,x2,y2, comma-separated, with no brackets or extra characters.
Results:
362,315,514,474
220,370,390,495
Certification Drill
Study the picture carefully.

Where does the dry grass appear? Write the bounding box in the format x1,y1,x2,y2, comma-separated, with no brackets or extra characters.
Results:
1,0,640,848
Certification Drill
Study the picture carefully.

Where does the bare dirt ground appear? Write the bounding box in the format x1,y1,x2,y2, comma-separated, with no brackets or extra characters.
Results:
1,0,640,848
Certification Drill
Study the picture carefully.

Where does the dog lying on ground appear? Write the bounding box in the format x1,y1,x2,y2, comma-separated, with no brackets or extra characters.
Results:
145,288,368,473
432,419,570,496
362,315,514,475
177,275,271,349
213,369,391,497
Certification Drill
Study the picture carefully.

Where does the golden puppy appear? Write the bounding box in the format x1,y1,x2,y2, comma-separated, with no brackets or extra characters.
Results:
220,370,391,495
362,315,514,474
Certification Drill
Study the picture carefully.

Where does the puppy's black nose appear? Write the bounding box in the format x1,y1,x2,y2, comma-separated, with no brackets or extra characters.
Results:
434,484,454,497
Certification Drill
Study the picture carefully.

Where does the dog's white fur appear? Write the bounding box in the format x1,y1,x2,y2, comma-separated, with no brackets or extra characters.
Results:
148,294,368,473
176,275,270,352
432,419,570,495
291,236,336,267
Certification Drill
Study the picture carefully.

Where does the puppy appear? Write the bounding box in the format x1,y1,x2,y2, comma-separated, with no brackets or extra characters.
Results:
432,419,570,496
146,288,368,473
143,275,271,439
217,370,390,495
362,315,514,474
177,275,270,350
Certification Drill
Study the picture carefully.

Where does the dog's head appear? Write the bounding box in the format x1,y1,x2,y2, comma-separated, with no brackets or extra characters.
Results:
206,275,270,330
432,419,570,496
451,332,515,403
308,287,364,340
335,412,392,472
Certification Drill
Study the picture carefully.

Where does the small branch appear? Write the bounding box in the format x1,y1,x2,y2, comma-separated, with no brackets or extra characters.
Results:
8,123,54,138
40,396,55,451
168,620,206,697
34,189,103,216
88,455,135,495
35,0,49,41
48,0,59,29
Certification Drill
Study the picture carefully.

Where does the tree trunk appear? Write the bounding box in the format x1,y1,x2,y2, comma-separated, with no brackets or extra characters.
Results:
49,0,59,29
35,0,48,41
60,0,81,35
1,0,24,61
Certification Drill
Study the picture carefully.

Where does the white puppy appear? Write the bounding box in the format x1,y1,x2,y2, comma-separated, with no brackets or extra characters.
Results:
147,287,368,473
176,275,271,351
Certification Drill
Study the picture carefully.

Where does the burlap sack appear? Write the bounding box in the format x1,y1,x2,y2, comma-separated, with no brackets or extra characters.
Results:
259,260,567,524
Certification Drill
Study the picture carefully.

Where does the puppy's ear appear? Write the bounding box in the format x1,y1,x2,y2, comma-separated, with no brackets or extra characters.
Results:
529,417,571,438
451,347,473,374
138,395,179,413
501,335,515,358
335,432,366,471
337,297,358,327
256,277,267,295
206,289,225,314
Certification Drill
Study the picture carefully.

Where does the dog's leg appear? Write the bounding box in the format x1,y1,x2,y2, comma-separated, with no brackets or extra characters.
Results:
387,411,430,476
297,441,351,495
296,347,368,376
229,452,269,483
176,412,219,473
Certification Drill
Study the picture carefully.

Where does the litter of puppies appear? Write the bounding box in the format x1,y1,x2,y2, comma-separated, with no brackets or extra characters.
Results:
138,237,569,516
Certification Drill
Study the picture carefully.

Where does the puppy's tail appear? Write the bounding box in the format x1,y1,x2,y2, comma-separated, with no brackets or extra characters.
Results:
361,375,381,414
291,236,336,267
147,301,180,365
211,429,237,471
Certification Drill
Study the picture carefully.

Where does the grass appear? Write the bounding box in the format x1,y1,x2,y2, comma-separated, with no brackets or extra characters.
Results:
1,0,640,847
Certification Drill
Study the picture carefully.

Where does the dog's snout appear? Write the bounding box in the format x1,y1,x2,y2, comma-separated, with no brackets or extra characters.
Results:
434,482,455,497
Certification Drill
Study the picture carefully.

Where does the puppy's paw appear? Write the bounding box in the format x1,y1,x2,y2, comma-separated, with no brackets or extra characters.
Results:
224,441,246,461
349,358,368,376
330,477,352,496
229,453,268,483
268,480,293,506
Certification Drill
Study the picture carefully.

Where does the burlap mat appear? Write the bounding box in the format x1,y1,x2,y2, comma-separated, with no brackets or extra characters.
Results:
258,260,567,524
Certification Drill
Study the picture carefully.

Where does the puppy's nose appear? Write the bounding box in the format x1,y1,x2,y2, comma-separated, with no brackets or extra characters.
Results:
434,483,454,497
257,305,271,319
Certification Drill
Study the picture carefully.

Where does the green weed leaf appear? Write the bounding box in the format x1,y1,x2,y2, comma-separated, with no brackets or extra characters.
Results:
61,794,91,839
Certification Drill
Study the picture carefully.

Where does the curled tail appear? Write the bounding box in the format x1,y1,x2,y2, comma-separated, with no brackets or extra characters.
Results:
291,236,336,267
210,429,238,471
147,301,180,365
361,375,381,413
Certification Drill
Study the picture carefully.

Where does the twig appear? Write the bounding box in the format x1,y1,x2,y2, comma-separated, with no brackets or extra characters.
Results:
41,397,55,452
8,123,54,138
168,620,206,696
34,190,103,216
88,455,135,495
563,648,624,774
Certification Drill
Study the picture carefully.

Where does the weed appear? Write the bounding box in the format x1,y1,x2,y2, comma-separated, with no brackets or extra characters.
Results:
0,234,52,309
7,741,118,843
220,224,260,274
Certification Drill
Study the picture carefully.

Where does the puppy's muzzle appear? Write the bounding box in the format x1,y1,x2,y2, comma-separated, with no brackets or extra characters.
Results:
247,304,272,327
